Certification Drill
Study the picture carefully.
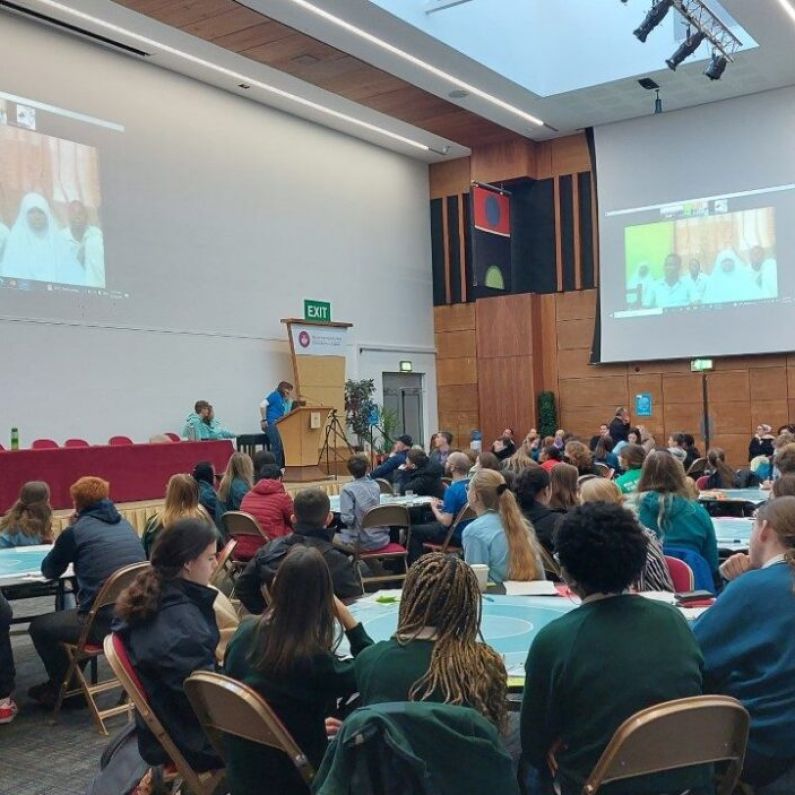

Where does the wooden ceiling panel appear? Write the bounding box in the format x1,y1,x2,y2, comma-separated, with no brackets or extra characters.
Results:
114,0,517,147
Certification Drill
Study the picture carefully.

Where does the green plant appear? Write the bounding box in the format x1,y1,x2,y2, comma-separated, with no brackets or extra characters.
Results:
375,405,399,454
344,379,376,445
537,391,557,439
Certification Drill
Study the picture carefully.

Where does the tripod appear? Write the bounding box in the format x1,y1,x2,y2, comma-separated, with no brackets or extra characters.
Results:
318,409,354,480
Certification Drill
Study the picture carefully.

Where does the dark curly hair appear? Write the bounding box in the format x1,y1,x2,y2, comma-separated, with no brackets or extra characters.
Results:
555,502,648,595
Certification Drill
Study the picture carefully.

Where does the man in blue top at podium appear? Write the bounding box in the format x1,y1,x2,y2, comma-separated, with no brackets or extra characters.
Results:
259,381,293,468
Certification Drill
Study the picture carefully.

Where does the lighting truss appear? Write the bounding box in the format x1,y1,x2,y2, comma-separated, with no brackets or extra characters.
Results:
670,0,742,60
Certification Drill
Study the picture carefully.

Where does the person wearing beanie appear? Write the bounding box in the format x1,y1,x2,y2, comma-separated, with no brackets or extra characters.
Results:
370,434,413,483
27,476,145,708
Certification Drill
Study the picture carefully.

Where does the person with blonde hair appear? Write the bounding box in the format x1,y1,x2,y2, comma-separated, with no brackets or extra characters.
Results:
548,463,579,512
218,452,254,512
0,481,53,548
695,496,795,790
501,448,536,476
462,469,545,584
142,473,215,557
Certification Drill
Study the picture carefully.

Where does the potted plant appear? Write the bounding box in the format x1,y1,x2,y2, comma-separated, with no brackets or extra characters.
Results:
537,391,557,440
344,379,376,449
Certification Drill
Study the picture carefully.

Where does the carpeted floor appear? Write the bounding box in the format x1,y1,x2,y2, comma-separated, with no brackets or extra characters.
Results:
1,597,117,795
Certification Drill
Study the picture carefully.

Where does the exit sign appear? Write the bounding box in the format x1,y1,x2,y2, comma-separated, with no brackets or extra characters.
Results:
304,299,331,322
690,358,714,372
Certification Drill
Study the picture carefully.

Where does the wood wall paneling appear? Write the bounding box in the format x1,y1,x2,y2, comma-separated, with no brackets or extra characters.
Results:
433,303,476,333
662,373,704,405
556,318,596,351
477,356,535,444
706,371,751,403
749,367,788,401
435,329,476,360
470,138,537,184
429,159,471,200
555,290,596,321
436,384,480,415
436,357,477,387
475,295,534,358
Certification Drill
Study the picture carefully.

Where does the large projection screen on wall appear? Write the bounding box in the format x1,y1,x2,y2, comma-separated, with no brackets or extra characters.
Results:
593,86,795,363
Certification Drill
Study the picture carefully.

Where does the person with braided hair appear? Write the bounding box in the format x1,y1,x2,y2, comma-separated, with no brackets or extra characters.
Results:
462,469,546,585
695,496,795,790
113,518,221,773
354,553,507,731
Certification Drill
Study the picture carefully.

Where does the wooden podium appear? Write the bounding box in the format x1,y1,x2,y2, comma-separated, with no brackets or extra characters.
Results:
276,406,333,482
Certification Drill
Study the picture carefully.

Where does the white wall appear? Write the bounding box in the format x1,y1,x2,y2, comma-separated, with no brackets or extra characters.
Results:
0,14,437,446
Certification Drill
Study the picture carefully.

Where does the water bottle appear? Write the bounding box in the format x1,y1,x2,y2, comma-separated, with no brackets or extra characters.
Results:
10,427,19,450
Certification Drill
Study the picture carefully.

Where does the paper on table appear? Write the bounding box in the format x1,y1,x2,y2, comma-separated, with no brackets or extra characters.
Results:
637,591,677,604
503,580,559,596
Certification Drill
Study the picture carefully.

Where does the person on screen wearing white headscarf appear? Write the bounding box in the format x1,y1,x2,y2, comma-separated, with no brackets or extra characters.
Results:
649,253,692,309
686,257,708,303
627,262,656,308
0,193,84,286
60,200,105,288
703,256,758,305
748,245,778,299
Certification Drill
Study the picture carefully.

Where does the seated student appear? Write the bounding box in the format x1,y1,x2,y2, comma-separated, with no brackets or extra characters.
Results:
204,403,235,439
0,593,16,723
564,440,596,477
370,434,412,482
514,465,564,557
579,478,674,593
28,477,145,707
428,431,453,469
774,442,795,478
749,424,775,461
239,464,293,542
142,473,215,557
0,481,53,548
548,462,580,512
397,448,445,499
224,546,373,795
636,450,719,580
501,447,536,476
682,433,701,471
615,443,646,494
462,469,545,585
235,489,362,613
408,451,472,563
491,435,516,462
773,474,795,497
335,454,388,552
193,461,222,526
114,519,221,773
538,444,563,472
252,448,277,477
694,496,795,790
183,399,212,440
521,502,707,795
588,423,609,452
667,431,689,467
592,435,619,472
472,451,502,475
703,447,736,489
218,451,254,513
355,553,506,730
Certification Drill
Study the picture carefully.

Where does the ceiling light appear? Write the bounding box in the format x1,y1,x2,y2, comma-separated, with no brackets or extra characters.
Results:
26,0,432,152
666,29,706,70
773,0,795,23
704,51,728,80
282,0,544,128
634,0,675,42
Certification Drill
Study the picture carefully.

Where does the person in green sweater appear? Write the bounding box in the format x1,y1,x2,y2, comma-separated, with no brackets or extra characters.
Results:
355,552,507,731
635,450,719,578
223,545,372,795
614,443,646,494
520,502,709,795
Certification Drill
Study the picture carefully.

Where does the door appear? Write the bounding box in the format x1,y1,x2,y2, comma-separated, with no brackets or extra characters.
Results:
382,373,424,446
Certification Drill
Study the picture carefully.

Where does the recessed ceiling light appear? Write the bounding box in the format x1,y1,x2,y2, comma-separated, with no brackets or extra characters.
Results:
26,0,433,152
283,0,544,128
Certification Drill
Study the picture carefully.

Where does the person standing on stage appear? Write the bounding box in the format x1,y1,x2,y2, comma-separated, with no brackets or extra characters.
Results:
260,381,294,469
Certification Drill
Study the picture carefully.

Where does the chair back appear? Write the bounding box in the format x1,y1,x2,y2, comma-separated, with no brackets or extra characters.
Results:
210,539,238,587
593,463,614,479
687,457,708,478
222,511,267,539
582,695,749,795
362,504,411,530
165,432,181,442
108,435,133,446
664,556,694,592
185,671,314,785
64,438,90,448
32,438,59,449
375,478,394,495
696,475,710,490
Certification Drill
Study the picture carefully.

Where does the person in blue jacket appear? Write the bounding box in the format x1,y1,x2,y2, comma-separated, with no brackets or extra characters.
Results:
370,434,412,482
694,496,795,790
259,381,294,468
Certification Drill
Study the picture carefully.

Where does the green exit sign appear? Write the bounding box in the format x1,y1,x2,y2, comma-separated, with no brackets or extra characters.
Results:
304,299,331,322
690,358,714,372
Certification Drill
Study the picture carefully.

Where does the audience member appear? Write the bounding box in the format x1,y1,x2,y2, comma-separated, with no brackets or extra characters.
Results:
428,431,453,469
183,399,211,440
204,404,235,439
0,593,16,723
638,424,657,453
473,451,502,474
336,454,388,551
114,518,221,773
538,444,562,471
564,440,595,477
667,432,688,467
224,546,372,794
608,406,631,444
695,497,795,790
462,469,545,585
217,452,254,512
192,461,222,526
774,443,795,477
408,452,471,562
501,447,535,476
588,423,609,452
615,444,646,494
704,447,736,489
252,449,277,477
773,475,795,498
514,465,564,557
636,451,719,579
491,435,516,461
592,435,619,472
397,448,445,499
235,489,362,613
520,502,707,795
28,477,145,707
239,464,293,543
548,463,579,512
0,481,53,548
553,429,566,449
682,433,701,470
370,434,412,482
259,380,294,468
142,474,214,558
579,478,674,592
749,425,776,461
355,553,507,730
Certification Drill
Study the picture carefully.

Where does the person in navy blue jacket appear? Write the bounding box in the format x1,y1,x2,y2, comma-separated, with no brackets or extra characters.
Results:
694,496,795,789
370,434,412,482
28,477,145,707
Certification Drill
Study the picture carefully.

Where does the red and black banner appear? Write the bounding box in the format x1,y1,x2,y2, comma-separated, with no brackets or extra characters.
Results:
471,185,511,291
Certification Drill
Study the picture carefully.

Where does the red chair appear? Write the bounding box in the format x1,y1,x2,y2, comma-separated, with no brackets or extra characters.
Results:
64,438,90,448
665,556,695,592
696,475,710,490
31,439,59,449
108,436,133,446
164,432,181,442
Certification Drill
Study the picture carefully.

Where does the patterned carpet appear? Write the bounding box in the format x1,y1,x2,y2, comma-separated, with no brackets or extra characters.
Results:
1,597,114,795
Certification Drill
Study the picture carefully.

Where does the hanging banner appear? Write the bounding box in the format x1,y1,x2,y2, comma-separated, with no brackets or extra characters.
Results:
290,323,347,357
470,185,511,291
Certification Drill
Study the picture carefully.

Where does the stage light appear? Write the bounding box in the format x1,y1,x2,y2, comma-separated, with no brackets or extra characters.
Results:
634,0,675,42
666,29,706,70
704,51,728,80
